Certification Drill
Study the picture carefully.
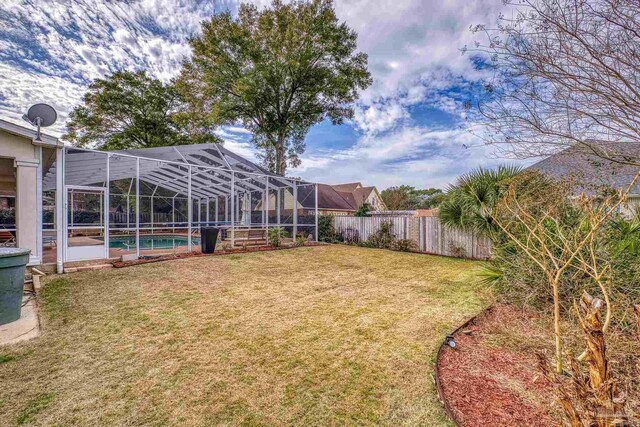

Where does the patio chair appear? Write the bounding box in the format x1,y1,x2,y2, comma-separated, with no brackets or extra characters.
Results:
0,230,16,247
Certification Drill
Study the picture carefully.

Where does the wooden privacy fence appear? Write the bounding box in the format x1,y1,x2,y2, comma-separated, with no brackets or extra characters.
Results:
333,215,491,260
334,216,408,241
417,216,491,259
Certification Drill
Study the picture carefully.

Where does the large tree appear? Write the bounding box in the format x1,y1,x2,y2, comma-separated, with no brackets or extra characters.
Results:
179,0,371,175
65,70,220,150
470,0,640,165
381,185,443,210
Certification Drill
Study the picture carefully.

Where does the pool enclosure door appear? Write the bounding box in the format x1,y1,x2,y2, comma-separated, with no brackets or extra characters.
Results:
65,186,107,262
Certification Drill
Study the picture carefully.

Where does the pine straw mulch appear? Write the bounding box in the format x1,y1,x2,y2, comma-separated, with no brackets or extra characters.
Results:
437,304,560,427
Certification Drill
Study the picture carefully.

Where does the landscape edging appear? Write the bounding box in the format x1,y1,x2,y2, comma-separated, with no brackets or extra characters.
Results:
434,305,495,427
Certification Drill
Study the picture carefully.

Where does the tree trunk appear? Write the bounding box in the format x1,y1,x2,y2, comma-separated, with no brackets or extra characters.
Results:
553,281,564,373
274,135,286,176
579,292,629,427
538,354,583,427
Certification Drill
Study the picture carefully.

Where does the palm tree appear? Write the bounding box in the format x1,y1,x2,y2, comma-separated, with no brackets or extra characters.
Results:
438,165,522,234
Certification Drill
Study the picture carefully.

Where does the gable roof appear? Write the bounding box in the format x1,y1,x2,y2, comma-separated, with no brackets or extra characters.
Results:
353,186,375,205
331,182,361,193
529,142,640,194
295,184,354,210
298,183,383,211
318,185,356,210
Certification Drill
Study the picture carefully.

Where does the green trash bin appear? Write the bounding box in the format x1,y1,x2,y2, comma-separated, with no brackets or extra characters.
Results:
0,247,30,325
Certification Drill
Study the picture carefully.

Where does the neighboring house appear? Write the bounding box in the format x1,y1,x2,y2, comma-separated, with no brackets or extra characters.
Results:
529,142,640,215
271,182,386,216
316,182,386,215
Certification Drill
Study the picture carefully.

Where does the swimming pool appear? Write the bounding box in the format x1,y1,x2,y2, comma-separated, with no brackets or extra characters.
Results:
109,235,200,250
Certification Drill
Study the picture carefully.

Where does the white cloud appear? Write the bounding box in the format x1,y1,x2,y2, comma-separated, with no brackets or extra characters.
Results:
292,125,507,189
0,0,514,189
221,139,259,162
334,0,503,101
0,0,218,133
353,101,409,135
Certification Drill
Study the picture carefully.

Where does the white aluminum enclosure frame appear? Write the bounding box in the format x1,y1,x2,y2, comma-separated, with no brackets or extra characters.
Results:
43,143,318,270
64,185,108,262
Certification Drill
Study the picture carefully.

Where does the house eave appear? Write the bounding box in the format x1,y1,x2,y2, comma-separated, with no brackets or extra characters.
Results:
0,119,61,147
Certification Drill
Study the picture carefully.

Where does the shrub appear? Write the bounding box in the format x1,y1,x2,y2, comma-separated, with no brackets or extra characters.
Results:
487,203,640,333
448,242,467,258
0,208,16,227
354,202,372,217
267,227,288,247
340,228,360,244
294,233,307,247
364,221,395,249
317,214,339,242
438,165,522,234
391,239,416,252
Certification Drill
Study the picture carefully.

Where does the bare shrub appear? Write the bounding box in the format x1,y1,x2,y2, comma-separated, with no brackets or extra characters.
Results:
341,228,360,244
448,242,466,258
391,239,416,252
491,171,639,372
364,221,395,249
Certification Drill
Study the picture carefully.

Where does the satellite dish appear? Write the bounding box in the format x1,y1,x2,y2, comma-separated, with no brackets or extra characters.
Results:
22,103,57,141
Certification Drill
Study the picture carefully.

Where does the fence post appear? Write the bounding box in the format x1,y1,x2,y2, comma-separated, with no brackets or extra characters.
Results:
440,220,445,255
471,232,476,259
404,217,407,240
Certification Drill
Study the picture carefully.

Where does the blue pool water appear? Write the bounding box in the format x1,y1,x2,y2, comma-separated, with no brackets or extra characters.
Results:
109,235,200,250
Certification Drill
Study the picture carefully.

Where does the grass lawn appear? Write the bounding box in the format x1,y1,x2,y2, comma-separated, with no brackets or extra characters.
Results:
0,245,491,426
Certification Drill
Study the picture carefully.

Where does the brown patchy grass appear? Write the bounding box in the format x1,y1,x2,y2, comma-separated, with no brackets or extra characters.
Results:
0,245,491,426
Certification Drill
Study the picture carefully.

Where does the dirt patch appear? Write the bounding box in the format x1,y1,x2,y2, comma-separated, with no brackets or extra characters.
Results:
437,304,558,426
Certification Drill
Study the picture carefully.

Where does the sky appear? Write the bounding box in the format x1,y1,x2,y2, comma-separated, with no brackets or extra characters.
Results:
0,0,520,190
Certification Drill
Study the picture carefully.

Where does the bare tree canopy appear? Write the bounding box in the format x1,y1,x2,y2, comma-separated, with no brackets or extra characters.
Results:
469,0,640,165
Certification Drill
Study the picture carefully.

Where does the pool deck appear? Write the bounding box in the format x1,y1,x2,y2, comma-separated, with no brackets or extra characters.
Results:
41,232,270,266
42,242,202,265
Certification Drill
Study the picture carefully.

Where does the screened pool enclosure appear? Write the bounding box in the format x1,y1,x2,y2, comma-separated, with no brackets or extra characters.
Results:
42,144,318,268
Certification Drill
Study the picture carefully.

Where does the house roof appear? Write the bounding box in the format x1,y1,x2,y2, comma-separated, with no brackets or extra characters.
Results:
299,183,381,211
0,118,61,147
330,182,361,193
353,187,375,205
528,142,640,194
318,185,356,210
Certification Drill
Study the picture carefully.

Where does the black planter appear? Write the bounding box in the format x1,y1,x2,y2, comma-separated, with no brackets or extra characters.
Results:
200,227,219,254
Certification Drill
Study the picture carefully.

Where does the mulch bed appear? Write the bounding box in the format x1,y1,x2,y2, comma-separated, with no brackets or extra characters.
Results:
112,242,325,268
436,304,557,426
